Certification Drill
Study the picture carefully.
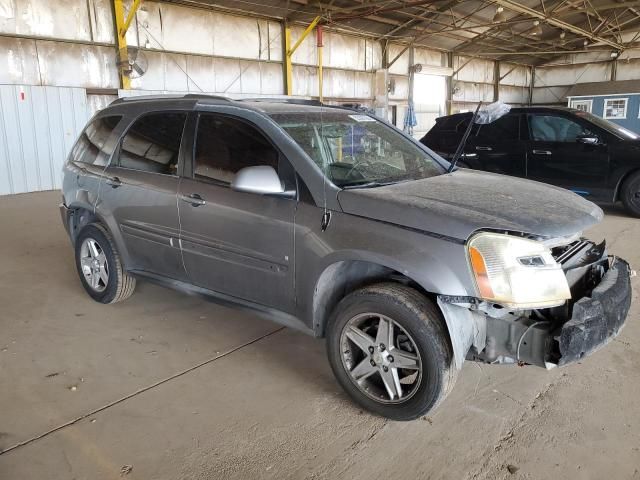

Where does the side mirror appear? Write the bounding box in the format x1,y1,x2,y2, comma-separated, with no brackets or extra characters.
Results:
577,134,600,145
231,165,291,196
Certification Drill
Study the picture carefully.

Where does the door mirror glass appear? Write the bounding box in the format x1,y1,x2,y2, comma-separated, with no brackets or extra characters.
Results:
231,165,285,195
576,134,600,145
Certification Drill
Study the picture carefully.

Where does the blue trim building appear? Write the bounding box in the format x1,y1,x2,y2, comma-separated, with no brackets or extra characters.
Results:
566,80,640,133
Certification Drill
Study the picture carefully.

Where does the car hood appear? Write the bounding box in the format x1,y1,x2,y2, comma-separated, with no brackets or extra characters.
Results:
338,169,603,241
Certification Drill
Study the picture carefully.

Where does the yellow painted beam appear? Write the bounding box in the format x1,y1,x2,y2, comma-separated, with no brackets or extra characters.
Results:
284,27,293,96
317,26,323,103
289,16,321,56
113,0,142,90
285,16,321,96
122,0,142,37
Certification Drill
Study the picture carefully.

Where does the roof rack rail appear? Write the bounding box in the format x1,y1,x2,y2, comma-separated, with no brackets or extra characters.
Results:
110,93,231,105
238,97,323,106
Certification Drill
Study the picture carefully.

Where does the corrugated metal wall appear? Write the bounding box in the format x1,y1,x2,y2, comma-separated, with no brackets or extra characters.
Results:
0,85,89,195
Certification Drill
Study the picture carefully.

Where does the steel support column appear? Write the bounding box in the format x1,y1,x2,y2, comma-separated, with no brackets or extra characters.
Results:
112,0,142,90
284,16,321,96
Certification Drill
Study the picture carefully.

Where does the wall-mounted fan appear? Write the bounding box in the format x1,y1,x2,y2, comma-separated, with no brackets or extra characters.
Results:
117,47,148,79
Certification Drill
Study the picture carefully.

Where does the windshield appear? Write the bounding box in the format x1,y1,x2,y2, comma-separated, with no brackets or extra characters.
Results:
575,110,639,140
270,111,446,188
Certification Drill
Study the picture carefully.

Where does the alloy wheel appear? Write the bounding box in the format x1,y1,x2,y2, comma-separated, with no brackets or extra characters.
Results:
79,237,109,292
340,313,422,404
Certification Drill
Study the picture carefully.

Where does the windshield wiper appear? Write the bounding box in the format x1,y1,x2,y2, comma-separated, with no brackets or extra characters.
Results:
342,180,408,190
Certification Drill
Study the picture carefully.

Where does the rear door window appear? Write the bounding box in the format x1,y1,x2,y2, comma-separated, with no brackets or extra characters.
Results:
118,112,187,175
475,114,520,142
70,115,122,166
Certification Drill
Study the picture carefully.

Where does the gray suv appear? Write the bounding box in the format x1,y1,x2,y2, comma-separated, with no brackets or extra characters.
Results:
60,95,632,420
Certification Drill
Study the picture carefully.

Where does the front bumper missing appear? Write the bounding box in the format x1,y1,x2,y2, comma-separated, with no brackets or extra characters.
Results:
452,256,633,369
558,258,632,366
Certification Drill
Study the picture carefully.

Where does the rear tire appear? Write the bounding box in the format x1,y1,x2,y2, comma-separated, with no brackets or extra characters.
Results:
621,171,640,217
74,223,136,304
326,283,457,421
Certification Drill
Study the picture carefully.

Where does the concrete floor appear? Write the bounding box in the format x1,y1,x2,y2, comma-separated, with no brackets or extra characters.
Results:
0,191,639,480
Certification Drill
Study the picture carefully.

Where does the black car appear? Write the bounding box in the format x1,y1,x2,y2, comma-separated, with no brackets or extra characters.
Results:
421,106,640,217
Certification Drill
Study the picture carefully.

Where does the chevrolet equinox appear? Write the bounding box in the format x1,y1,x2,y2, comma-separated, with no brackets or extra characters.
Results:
60,95,633,420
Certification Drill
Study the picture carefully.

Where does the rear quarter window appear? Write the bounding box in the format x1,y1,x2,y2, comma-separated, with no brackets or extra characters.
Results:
70,115,122,166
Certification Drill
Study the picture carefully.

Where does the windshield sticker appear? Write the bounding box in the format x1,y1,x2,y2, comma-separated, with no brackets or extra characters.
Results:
348,114,376,122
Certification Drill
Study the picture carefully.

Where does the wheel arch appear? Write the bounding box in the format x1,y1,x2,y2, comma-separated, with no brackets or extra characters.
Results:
312,257,448,338
614,167,640,202
66,202,132,269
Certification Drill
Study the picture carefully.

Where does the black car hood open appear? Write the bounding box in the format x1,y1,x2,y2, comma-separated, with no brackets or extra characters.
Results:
338,169,603,241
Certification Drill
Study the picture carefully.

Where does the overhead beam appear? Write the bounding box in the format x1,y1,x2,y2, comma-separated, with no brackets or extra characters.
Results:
493,0,625,49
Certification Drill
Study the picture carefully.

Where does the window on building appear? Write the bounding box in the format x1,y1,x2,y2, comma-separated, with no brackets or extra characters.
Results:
529,115,595,142
603,98,628,119
70,115,122,166
194,114,294,189
119,112,187,175
570,99,593,113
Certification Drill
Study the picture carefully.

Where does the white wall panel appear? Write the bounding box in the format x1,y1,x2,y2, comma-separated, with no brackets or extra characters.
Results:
616,59,640,81
454,56,494,84
290,25,317,66
388,44,409,75
354,72,374,99
267,21,282,61
185,55,216,92
292,65,318,97
531,86,571,104
213,57,242,93
414,47,443,67
88,0,115,43
389,74,409,100
0,36,40,84
498,85,528,104
365,40,382,71
453,81,493,103
0,84,89,195
213,12,262,59
324,31,365,70
535,63,610,86
500,63,529,87
324,69,355,98
36,41,119,88
0,0,91,41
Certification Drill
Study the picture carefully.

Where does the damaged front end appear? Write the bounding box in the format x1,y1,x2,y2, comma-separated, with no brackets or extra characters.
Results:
439,239,633,369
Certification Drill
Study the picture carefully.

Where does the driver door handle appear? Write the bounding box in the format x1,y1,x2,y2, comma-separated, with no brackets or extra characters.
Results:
179,193,206,207
532,149,552,155
475,146,492,151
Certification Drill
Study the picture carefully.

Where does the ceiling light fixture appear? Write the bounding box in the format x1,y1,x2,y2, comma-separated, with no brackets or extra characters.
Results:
492,6,506,23
531,20,543,36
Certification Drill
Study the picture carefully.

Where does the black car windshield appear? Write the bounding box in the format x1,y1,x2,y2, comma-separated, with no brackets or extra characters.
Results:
575,110,639,140
270,111,446,188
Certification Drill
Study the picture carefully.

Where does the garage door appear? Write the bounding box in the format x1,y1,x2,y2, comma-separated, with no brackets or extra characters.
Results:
0,85,89,195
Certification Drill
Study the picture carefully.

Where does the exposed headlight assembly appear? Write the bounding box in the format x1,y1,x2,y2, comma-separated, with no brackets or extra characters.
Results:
467,232,571,309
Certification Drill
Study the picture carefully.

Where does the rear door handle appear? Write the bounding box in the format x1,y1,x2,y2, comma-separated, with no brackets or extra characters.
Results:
532,149,552,155
475,146,492,151
106,176,122,188
179,193,206,207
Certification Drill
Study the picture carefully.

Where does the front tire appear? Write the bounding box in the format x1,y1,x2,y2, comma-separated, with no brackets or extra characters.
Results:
326,283,457,421
621,171,640,217
74,223,136,304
